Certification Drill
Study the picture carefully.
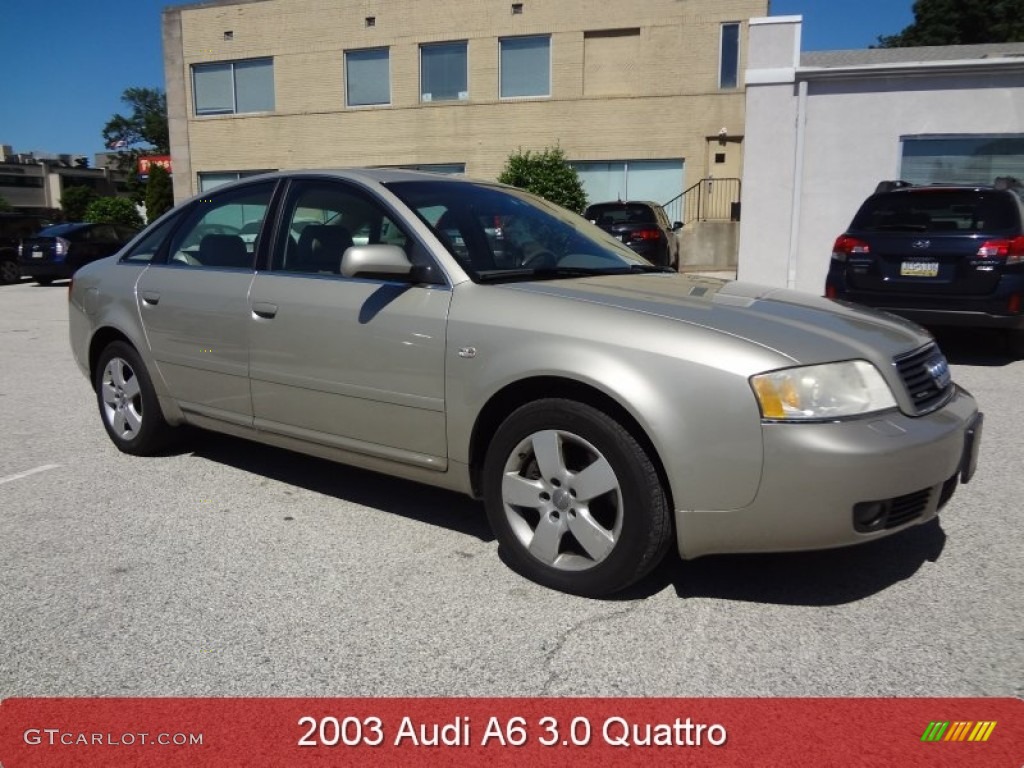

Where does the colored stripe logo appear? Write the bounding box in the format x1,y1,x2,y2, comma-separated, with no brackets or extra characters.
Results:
921,721,997,742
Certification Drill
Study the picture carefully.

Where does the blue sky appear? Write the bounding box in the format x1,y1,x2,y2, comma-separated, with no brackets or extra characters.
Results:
0,1,915,159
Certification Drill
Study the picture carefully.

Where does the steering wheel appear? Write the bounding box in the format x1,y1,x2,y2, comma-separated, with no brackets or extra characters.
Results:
521,250,558,269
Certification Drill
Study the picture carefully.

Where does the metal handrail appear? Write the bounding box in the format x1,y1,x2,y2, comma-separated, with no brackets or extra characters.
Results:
663,177,741,226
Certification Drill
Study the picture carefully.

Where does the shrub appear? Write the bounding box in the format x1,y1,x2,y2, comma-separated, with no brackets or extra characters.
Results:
84,196,145,229
497,146,588,214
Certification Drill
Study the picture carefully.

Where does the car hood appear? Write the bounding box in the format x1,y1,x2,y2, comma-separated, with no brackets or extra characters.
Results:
500,273,934,365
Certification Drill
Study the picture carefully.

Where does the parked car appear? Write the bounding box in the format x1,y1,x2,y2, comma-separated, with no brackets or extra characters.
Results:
19,222,140,285
68,170,982,596
0,211,55,284
584,200,682,269
825,178,1024,354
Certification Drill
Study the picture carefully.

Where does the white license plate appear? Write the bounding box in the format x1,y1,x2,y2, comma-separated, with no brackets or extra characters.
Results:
31,250,44,259
900,260,938,277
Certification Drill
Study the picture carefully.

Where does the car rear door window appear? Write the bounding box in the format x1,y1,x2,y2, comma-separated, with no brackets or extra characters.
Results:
168,182,275,269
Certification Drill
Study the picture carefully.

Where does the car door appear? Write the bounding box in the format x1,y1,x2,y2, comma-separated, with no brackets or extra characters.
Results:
248,178,451,470
135,180,277,427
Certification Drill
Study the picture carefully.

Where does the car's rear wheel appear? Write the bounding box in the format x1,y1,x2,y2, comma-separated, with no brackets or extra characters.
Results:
483,399,672,597
0,257,19,284
95,341,175,455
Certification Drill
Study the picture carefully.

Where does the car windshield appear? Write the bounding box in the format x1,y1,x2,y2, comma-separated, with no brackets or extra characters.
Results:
852,190,1019,234
386,180,655,282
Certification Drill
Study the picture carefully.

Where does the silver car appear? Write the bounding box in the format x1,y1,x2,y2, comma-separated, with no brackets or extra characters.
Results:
68,170,983,596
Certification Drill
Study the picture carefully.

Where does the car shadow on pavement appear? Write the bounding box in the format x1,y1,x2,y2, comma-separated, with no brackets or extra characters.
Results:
620,518,947,606
186,431,494,543
931,327,1019,366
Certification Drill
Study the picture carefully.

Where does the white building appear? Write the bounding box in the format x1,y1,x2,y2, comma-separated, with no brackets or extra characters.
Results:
738,16,1024,292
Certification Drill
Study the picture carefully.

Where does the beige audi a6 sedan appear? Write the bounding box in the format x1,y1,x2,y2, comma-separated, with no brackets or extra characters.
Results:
68,170,983,596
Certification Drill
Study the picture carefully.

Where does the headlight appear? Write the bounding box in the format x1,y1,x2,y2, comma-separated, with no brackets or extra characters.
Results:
750,360,896,421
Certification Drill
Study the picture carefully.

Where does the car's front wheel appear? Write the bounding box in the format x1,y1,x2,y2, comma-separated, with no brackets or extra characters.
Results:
95,341,175,455
483,399,672,597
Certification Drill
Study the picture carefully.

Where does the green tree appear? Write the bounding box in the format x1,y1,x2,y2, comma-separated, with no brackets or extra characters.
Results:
144,164,174,223
84,197,145,229
497,146,588,214
877,0,1024,47
102,87,170,204
0,195,11,212
61,186,99,221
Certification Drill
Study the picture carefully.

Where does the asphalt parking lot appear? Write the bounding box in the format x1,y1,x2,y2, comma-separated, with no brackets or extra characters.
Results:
1,279,1021,699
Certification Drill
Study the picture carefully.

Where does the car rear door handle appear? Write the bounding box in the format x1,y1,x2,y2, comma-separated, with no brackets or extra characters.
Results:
252,301,278,319
141,291,160,305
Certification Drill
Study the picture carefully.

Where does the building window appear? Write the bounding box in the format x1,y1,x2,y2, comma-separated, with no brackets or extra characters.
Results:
193,58,275,115
901,135,1024,185
198,170,275,193
346,48,390,107
719,23,739,89
500,36,550,98
420,42,468,102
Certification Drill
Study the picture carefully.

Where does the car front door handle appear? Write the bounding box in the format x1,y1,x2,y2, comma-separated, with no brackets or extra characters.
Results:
141,291,160,305
252,301,278,319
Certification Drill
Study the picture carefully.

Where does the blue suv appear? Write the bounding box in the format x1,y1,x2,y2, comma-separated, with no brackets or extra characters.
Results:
825,178,1024,354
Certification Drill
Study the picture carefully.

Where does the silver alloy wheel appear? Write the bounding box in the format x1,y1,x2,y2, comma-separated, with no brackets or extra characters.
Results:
500,429,623,571
100,356,144,441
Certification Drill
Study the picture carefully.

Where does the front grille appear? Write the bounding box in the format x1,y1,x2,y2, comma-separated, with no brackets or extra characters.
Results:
884,488,931,529
893,343,954,414
853,486,932,532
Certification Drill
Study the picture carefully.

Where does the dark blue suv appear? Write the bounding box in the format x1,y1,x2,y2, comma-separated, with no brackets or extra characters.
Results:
825,178,1024,354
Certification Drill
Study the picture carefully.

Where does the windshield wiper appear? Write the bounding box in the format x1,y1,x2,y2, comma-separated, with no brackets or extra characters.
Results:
476,266,623,283
628,264,675,273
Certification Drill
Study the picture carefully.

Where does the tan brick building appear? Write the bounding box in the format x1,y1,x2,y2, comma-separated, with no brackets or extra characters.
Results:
163,0,767,214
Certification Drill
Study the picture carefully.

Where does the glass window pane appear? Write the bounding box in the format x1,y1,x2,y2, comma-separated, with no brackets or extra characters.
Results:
199,173,240,193
421,42,468,102
500,36,550,98
720,23,739,89
234,59,275,113
347,48,390,106
193,63,234,114
901,136,1024,186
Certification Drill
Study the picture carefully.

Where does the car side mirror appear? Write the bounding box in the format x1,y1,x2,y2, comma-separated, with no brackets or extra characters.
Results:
672,221,683,231
340,244,414,280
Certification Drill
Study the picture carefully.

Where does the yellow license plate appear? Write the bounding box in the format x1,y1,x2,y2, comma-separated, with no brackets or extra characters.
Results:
900,260,938,277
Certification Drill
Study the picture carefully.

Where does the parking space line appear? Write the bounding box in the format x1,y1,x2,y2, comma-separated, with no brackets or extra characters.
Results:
0,464,61,486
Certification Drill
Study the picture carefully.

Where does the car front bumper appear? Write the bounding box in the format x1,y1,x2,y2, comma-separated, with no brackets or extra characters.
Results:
675,387,981,559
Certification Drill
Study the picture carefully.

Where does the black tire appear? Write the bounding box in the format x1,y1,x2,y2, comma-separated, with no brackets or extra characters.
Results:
1007,329,1024,359
34,276,55,286
94,341,176,455
0,257,19,284
482,398,672,597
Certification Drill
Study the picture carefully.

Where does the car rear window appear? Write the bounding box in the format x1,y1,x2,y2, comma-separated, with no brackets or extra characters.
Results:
585,204,657,225
851,190,1019,234
38,223,85,237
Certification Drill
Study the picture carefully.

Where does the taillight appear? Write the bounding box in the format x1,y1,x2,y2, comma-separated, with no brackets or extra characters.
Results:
632,229,661,241
832,235,870,262
977,236,1024,265
54,237,70,258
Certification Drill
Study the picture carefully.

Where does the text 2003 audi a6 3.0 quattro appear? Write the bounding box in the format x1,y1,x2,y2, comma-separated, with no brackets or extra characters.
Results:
68,170,983,596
